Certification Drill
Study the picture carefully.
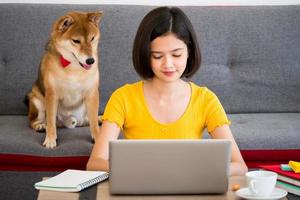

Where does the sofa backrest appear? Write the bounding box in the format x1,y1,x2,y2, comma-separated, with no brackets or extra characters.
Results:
0,4,299,115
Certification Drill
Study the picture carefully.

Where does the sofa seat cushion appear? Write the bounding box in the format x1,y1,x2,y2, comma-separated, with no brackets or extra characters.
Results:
0,114,299,170
204,113,300,168
0,116,93,171
230,113,300,168
228,113,300,149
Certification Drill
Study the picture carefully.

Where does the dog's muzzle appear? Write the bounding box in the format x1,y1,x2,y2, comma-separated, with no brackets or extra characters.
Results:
79,58,94,70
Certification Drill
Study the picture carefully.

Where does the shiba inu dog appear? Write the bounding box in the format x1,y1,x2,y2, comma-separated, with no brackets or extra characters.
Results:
27,11,103,148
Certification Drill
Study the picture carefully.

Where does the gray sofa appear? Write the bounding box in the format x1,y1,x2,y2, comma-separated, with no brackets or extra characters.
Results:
0,3,300,171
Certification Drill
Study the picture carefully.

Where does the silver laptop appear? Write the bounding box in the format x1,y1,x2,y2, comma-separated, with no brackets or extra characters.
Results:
109,139,231,195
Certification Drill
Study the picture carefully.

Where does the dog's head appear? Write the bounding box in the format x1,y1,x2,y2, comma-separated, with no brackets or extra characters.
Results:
51,11,103,70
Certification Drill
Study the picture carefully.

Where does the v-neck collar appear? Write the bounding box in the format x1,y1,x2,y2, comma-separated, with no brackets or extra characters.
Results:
139,81,193,126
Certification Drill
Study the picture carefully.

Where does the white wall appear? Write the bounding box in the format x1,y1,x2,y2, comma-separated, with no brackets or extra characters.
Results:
1,0,300,6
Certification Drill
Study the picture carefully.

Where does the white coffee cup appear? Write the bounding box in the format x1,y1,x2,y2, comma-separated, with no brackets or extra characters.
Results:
246,170,277,197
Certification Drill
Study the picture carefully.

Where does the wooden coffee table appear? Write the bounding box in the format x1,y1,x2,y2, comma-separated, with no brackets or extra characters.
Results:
37,176,288,200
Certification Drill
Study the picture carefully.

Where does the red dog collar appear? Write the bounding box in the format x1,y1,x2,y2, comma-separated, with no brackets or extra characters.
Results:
60,55,71,68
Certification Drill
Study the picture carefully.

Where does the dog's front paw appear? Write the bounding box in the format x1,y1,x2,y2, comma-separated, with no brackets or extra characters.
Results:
43,137,57,149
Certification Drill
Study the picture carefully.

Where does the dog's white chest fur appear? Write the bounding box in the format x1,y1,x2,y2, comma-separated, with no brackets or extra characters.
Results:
55,75,95,128
59,80,83,106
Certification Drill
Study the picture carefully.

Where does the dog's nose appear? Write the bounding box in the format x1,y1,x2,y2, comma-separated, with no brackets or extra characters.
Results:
86,58,95,65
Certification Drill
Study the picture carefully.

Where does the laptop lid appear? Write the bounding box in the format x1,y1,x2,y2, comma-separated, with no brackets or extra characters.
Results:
109,139,231,195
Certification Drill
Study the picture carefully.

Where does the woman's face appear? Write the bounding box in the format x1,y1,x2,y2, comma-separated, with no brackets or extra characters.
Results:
150,33,188,83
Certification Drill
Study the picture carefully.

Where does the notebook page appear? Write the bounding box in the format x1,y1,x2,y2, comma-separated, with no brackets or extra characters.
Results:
34,169,108,191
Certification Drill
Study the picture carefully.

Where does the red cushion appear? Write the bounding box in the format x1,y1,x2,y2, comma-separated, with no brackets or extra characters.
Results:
1,149,299,171
0,154,89,171
241,149,300,168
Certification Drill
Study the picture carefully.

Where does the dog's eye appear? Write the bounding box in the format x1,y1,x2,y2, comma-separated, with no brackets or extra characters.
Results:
91,37,95,41
72,39,81,44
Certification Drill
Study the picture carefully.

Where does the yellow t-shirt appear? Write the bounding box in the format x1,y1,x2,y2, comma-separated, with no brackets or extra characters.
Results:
102,81,230,139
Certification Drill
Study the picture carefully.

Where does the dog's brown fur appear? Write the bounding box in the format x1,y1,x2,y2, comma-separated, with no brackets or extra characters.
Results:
27,11,103,148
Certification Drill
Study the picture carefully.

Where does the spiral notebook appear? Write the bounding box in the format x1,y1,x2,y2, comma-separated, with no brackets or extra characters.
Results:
34,169,109,192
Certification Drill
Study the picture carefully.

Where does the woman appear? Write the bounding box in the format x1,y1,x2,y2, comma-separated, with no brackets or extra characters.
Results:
87,6,248,176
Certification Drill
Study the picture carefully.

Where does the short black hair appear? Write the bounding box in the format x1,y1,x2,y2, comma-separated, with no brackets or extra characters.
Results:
132,7,201,79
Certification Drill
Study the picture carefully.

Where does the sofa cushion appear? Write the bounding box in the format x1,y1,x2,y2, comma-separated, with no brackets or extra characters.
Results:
0,116,93,156
228,113,300,168
228,113,300,149
0,114,299,170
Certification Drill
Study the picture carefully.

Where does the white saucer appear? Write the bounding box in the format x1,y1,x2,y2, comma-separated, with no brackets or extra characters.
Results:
235,187,287,200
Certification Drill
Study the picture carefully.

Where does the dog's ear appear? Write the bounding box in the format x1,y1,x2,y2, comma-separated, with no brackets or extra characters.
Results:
57,15,74,32
88,11,103,27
